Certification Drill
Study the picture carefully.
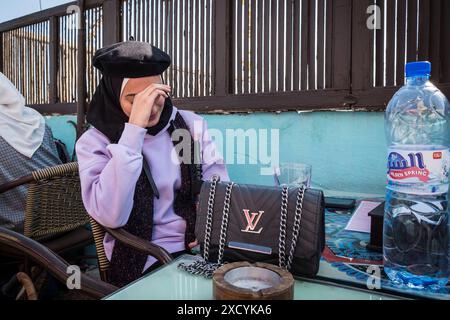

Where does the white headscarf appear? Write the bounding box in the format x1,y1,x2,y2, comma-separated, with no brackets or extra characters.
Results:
120,78,130,97
0,72,45,158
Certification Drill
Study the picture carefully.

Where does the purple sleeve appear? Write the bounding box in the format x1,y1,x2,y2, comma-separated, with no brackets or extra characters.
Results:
200,119,229,182
76,123,147,228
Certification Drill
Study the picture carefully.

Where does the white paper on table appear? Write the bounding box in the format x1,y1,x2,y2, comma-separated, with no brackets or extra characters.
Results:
344,201,382,233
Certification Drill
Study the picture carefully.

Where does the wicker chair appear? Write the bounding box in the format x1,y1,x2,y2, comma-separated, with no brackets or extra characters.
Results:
0,162,173,292
0,162,115,298
0,162,93,258
90,216,174,282
0,226,116,299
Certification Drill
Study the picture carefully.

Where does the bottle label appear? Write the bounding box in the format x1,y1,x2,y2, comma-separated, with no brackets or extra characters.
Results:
387,148,450,193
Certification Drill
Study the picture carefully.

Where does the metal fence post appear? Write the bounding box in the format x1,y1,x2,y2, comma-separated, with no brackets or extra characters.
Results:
213,0,231,96
49,16,59,104
103,0,121,45
77,0,87,139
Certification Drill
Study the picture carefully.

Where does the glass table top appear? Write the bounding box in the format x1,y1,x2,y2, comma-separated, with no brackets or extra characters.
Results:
105,255,397,300
105,208,449,300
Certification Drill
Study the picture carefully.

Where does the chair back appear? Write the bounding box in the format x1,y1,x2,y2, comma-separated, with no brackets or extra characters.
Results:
24,162,88,240
24,162,111,281
88,217,110,280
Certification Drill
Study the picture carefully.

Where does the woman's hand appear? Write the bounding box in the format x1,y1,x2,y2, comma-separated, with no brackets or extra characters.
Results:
128,83,171,128
188,240,198,250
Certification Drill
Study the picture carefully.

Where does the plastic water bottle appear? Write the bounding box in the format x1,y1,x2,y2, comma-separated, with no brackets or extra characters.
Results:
384,61,450,289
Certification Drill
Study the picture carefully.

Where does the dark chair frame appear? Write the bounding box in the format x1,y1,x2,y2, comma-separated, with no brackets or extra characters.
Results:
0,226,116,299
0,162,173,290
0,163,93,257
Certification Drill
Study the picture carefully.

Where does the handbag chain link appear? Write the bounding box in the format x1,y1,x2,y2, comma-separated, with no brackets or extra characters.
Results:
279,184,306,270
179,176,306,278
178,175,234,278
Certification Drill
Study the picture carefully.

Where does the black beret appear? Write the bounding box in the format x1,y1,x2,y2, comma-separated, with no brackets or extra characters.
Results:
93,41,171,78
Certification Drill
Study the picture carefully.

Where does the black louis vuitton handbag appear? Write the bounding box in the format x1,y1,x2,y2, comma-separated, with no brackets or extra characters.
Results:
179,175,325,278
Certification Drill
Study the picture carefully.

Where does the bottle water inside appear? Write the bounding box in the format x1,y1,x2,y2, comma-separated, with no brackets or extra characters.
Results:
384,61,450,290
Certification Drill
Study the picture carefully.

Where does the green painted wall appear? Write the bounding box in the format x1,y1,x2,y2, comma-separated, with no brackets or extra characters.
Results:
46,111,388,198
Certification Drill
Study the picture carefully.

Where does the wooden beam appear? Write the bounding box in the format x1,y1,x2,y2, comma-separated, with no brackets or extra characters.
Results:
29,81,450,114
77,0,87,139
28,103,77,115
102,0,121,45
352,87,398,109
49,17,59,104
418,0,431,61
396,0,407,85
351,0,373,91
375,0,384,87
331,0,352,90
173,89,352,112
353,84,450,110
441,0,450,82
406,0,418,61
429,0,441,83
300,0,308,90
385,0,396,86
213,0,231,96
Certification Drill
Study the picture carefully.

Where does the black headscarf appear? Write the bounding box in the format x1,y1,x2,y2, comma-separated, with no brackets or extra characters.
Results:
87,41,174,142
86,76,173,143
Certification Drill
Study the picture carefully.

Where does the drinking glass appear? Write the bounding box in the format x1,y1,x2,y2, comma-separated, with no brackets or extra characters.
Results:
273,163,312,187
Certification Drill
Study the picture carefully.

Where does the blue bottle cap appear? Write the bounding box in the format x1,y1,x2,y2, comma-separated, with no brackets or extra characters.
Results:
405,61,431,77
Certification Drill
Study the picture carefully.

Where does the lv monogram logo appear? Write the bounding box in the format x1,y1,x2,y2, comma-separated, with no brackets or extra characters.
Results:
241,209,264,234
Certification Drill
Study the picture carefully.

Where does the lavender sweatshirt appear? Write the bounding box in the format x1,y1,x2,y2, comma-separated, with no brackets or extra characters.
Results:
76,106,229,272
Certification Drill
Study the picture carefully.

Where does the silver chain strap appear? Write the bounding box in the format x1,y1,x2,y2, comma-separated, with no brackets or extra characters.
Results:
286,185,306,270
202,175,219,261
217,182,235,264
278,185,289,269
278,184,306,271
178,176,235,279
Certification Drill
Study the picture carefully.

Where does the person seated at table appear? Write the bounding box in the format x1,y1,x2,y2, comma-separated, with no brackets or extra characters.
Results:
0,72,62,233
76,41,229,287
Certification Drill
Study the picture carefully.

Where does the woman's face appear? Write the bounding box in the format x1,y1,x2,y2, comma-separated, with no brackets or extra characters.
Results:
120,75,166,127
